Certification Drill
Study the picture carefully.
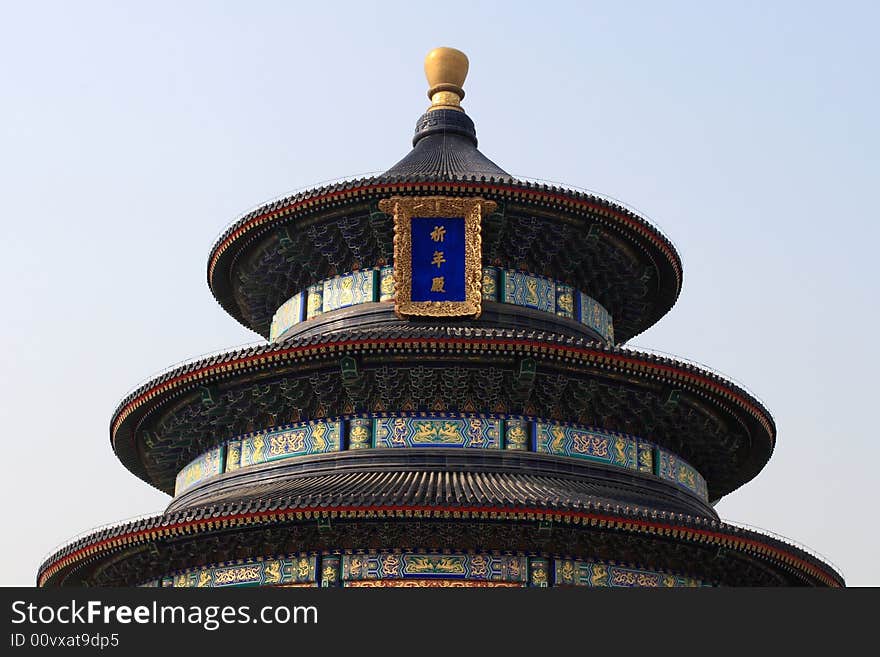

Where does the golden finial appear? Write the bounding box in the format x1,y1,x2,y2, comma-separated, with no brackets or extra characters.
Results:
424,47,469,112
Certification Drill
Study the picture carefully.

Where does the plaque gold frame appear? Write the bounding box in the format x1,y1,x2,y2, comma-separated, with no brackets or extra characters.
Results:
378,196,496,319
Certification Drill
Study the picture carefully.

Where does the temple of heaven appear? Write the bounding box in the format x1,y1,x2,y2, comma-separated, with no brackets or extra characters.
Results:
39,48,843,588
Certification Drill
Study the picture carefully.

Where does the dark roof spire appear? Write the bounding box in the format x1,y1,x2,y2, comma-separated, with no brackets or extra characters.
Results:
383,47,509,179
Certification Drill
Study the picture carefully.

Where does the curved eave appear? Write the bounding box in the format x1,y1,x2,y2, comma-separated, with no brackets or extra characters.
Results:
37,502,842,588
109,330,775,499
206,176,683,343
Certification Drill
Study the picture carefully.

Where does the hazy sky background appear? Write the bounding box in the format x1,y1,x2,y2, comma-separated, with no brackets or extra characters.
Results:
1,1,876,586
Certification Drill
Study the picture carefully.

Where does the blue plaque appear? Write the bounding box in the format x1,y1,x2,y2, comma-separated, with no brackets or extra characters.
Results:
410,217,466,302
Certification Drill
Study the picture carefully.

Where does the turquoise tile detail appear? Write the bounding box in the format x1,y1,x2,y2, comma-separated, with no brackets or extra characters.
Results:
240,420,342,467
504,418,529,450
578,292,613,342
555,283,575,319
306,284,323,320
342,553,527,582
174,446,223,496
379,265,395,302
535,423,635,468
481,266,499,301
501,270,555,313
555,560,704,587
323,269,377,312
168,556,317,588
225,439,242,472
348,417,373,449
656,447,708,501
374,416,502,448
269,292,304,342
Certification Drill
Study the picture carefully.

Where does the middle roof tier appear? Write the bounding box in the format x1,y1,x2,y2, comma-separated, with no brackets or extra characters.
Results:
110,326,774,504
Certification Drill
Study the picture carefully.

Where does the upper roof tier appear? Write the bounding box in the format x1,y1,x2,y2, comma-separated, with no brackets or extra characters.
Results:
207,48,683,344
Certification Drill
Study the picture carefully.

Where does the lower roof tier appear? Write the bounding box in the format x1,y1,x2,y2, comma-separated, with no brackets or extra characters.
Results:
110,326,775,502
207,178,682,344
170,450,715,517
37,495,842,587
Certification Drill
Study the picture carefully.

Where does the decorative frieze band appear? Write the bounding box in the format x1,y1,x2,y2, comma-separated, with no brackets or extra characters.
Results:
173,414,708,502
554,559,705,587
269,266,614,343
374,416,502,448
142,552,705,588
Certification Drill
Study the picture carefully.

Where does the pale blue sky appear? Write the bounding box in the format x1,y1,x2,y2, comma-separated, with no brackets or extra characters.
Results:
1,1,876,585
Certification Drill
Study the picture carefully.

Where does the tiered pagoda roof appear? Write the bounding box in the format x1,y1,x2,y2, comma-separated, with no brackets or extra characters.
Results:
38,48,842,589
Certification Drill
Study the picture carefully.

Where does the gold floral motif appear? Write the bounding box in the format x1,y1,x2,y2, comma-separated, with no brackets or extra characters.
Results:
610,569,660,587
312,423,327,452
307,289,323,319
270,293,304,341
525,277,539,306
264,560,282,584
268,435,286,455
405,555,467,575
269,430,306,456
411,420,464,444
481,270,496,298
614,436,628,464
349,424,370,448
549,559,704,588
548,425,566,453
530,563,546,584
339,276,354,305
389,418,407,445
506,423,527,449
572,434,609,457
381,554,402,577
380,270,395,299
214,565,260,585
557,291,573,313
637,573,660,587
378,196,495,318
322,565,337,583
469,555,488,577
466,418,485,447
226,444,241,471
680,471,695,486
